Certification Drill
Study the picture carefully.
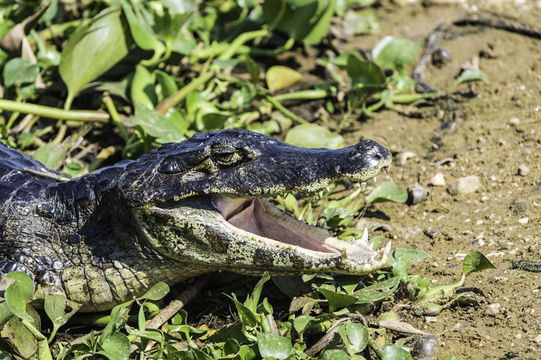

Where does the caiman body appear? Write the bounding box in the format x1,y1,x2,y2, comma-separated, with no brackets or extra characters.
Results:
0,130,391,311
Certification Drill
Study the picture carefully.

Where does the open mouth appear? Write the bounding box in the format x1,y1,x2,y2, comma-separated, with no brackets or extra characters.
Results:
215,196,340,253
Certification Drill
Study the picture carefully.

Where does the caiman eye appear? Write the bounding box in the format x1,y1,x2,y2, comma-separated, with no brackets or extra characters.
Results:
211,144,242,166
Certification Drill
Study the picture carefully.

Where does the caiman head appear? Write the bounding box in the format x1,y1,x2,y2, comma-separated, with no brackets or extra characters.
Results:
107,129,392,277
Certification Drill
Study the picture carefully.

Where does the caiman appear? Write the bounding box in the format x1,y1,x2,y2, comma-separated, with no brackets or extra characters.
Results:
0,129,392,311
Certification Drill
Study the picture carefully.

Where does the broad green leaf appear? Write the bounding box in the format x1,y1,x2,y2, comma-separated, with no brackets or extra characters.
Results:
3,58,39,87
389,249,429,268
293,315,314,334
99,332,131,360
322,349,350,360
227,294,258,328
381,345,413,360
318,287,357,312
266,65,302,92
339,322,369,355
120,1,164,58
365,181,408,204
44,294,81,339
263,0,334,45
455,69,488,85
155,70,179,100
1,317,37,358
302,0,336,45
4,272,34,322
32,143,68,170
139,282,170,301
346,54,386,87
372,36,421,73
462,251,495,276
353,276,400,304
133,103,186,143
257,332,292,360
285,124,343,149
59,6,131,108
344,8,380,35
130,65,157,109
0,302,13,325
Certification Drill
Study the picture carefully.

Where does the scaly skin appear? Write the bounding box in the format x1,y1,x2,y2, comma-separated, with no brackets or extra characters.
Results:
0,129,391,311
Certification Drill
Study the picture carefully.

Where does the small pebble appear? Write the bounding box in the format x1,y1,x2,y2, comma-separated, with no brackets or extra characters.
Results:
447,175,481,195
411,335,438,360
514,333,522,340
408,183,429,205
509,117,520,125
518,164,530,176
477,136,487,144
429,173,446,186
396,151,417,166
425,316,438,323
518,217,529,225
484,303,501,316
534,334,541,344
424,226,442,239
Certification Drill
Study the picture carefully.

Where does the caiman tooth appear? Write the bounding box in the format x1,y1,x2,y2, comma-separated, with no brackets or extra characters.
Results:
355,228,370,247
360,181,367,192
342,248,348,259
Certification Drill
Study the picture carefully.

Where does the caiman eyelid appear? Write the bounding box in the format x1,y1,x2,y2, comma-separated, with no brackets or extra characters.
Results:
158,159,182,174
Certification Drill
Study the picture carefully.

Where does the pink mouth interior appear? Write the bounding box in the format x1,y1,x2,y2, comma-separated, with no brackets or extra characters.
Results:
215,197,338,253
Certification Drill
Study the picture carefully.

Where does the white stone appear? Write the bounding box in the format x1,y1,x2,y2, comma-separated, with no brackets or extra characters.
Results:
429,172,446,186
484,303,501,316
518,217,529,225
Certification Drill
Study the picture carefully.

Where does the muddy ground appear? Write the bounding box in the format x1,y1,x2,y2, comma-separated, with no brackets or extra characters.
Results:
342,1,541,359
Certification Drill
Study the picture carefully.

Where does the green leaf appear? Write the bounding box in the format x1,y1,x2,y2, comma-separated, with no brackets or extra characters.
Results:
228,294,258,328
1,317,38,358
263,0,334,45
462,251,495,276
285,124,343,149
0,302,13,325
346,55,386,87
293,315,314,334
390,249,429,268
98,332,131,360
120,0,165,61
32,143,69,170
318,287,357,312
339,322,369,355
381,345,414,360
44,294,81,340
322,349,350,360
130,65,157,109
455,69,488,85
365,181,408,204
372,36,421,73
59,6,131,108
266,65,302,92
353,276,400,304
139,281,170,301
344,8,380,35
4,272,34,322
3,58,39,87
133,103,186,143
257,332,292,360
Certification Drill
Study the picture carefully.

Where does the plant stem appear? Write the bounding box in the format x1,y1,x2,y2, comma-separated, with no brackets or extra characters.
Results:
219,29,270,61
273,89,329,102
264,94,307,124
155,69,214,115
0,99,109,123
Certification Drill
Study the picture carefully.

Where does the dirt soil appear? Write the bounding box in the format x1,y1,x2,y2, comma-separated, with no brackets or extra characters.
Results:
340,1,541,359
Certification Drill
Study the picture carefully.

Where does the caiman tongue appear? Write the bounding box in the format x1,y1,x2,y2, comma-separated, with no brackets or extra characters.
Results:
215,196,340,253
